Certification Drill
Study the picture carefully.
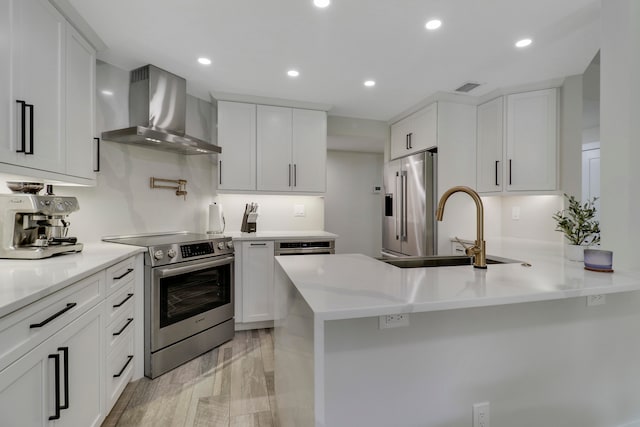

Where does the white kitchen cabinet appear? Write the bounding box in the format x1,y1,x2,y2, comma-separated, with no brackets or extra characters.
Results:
65,25,97,180
292,108,327,192
217,101,257,191
256,105,327,192
0,303,104,427
390,103,437,160
240,241,275,323
0,0,96,185
8,0,65,173
0,254,143,426
505,88,558,192
476,88,558,194
104,256,138,411
257,105,292,192
476,97,504,193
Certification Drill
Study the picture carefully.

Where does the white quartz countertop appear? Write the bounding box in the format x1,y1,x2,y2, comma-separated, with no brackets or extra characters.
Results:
275,238,640,321
226,230,338,241
0,242,145,318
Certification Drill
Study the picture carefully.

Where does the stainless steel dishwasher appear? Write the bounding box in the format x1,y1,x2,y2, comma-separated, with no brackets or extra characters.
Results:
275,239,335,256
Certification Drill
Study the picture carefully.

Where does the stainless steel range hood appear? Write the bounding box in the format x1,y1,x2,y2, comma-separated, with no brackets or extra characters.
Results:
101,65,221,155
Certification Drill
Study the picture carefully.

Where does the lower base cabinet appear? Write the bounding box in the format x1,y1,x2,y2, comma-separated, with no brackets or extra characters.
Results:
0,253,142,427
0,302,104,427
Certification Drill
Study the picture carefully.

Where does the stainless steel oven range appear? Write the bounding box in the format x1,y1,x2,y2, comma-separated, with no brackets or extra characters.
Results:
103,232,234,378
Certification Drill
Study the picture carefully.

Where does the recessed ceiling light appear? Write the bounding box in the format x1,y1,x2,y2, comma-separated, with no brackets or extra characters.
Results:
515,38,532,48
198,57,212,65
287,69,300,77
313,0,330,8
425,19,442,30
364,80,376,87
101,90,113,96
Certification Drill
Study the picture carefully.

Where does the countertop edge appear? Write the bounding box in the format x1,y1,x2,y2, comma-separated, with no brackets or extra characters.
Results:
0,244,145,319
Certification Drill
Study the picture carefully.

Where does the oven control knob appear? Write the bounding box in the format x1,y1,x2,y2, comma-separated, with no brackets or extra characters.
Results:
153,250,164,260
226,241,234,249
217,242,225,250
167,249,177,258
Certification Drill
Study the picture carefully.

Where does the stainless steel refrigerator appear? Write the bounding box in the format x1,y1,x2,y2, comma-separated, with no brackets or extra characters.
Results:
382,150,437,257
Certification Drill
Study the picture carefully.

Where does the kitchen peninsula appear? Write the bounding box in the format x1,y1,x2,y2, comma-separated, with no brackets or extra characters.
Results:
273,239,640,427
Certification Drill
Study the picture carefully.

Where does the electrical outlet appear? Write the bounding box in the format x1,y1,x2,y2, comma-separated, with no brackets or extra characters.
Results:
379,314,409,329
473,402,490,427
587,294,606,306
511,206,520,220
293,204,305,217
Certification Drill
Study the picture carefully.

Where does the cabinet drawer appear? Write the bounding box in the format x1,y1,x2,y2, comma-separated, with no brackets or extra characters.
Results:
106,327,134,412
0,271,104,372
107,306,135,352
105,257,137,294
105,281,135,326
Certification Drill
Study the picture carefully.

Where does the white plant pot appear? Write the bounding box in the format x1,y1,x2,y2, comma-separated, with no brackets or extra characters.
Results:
565,244,585,262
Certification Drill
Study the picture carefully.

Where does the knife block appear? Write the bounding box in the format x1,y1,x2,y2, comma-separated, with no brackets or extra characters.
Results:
241,212,257,233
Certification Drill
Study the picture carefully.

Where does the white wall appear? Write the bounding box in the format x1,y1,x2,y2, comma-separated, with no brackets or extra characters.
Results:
215,194,324,233
600,0,640,270
499,195,563,243
325,150,383,257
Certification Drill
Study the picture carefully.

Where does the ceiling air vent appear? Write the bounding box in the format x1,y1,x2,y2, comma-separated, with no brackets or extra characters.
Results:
454,82,481,93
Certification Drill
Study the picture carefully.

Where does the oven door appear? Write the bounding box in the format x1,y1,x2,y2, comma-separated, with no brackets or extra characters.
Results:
150,255,234,352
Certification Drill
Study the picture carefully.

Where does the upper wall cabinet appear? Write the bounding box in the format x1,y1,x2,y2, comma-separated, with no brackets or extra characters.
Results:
217,101,327,193
0,0,97,185
476,97,504,192
257,106,327,192
217,101,257,191
476,88,558,194
390,103,437,160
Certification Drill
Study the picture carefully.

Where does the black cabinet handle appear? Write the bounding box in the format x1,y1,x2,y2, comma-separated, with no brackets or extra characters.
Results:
16,100,26,153
49,354,61,420
26,103,34,155
93,137,100,172
30,303,76,328
250,243,267,246
113,268,134,280
294,164,297,187
113,293,134,308
509,159,512,185
219,160,222,185
58,347,69,410
288,164,292,187
408,133,413,149
113,355,134,378
113,318,133,336
405,134,409,150
495,160,499,186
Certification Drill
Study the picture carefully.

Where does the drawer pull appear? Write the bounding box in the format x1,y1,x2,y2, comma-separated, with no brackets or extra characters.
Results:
113,355,134,378
113,293,134,308
113,318,134,336
30,303,77,328
113,268,134,280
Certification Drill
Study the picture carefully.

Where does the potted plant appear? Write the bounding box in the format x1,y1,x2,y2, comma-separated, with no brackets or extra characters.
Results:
552,194,600,261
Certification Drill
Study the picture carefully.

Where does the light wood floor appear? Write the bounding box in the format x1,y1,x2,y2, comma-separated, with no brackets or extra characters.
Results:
102,329,279,427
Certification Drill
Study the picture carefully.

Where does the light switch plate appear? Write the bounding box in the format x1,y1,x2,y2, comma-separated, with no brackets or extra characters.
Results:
294,204,305,217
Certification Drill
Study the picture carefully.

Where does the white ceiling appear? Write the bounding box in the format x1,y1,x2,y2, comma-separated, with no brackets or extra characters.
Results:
68,0,600,122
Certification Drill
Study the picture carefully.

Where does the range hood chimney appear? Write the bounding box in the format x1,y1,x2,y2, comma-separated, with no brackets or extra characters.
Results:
101,65,221,155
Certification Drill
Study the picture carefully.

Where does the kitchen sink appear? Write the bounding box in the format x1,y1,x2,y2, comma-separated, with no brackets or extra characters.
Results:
379,255,520,268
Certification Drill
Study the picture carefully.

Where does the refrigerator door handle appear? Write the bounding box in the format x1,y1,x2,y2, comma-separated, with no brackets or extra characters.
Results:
401,171,408,241
395,172,400,240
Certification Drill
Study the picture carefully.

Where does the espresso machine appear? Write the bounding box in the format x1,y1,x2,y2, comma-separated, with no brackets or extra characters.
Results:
0,184,83,259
